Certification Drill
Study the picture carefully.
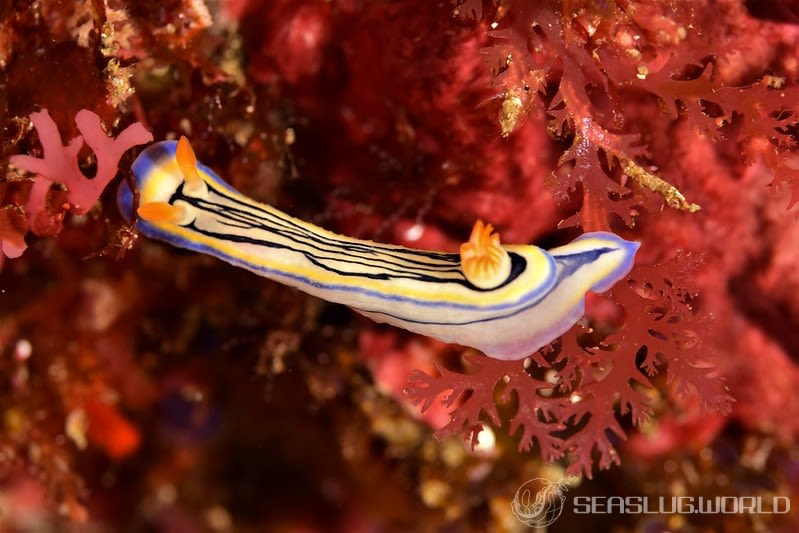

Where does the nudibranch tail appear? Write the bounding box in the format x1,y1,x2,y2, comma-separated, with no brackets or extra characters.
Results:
118,137,640,362
459,220,512,290
559,232,640,293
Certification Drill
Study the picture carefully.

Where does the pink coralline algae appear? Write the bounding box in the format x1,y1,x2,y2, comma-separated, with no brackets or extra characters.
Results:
10,109,153,216
0,206,27,260
5,109,152,264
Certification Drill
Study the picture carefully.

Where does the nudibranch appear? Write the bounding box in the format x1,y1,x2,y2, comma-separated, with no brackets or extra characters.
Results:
117,138,639,360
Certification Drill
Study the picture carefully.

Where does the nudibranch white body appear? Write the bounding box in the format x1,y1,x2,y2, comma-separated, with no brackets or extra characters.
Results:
118,138,639,360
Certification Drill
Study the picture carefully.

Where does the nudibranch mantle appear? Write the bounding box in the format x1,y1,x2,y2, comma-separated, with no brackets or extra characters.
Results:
118,139,640,361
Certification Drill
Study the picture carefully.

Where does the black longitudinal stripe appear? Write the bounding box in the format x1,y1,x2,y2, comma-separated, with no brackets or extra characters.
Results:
189,194,464,274
182,182,461,264
209,208,465,275
169,179,530,289
211,211,465,277
198,197,464,278
174,182,477,277
205,195,462,271
213,217,466,280
184,220,528,291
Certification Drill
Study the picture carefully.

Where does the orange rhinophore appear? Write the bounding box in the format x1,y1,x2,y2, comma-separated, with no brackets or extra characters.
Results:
175,136,207,197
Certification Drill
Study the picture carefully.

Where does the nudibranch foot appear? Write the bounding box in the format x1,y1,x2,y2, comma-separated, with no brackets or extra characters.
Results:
118,138,640,361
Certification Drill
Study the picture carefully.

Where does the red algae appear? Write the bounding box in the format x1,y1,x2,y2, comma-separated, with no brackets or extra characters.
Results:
0,0,798,531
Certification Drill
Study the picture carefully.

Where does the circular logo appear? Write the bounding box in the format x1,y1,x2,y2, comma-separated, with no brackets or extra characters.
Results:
511,478,569,528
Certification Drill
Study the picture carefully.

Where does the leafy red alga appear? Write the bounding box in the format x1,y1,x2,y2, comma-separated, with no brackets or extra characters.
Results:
405,354,567,464
406,253,732,477
607,256,731,412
